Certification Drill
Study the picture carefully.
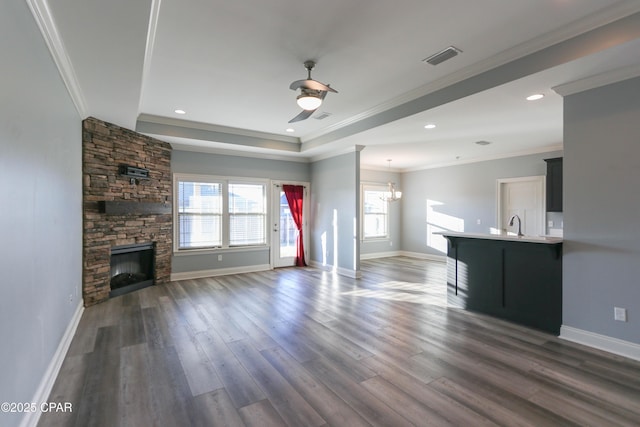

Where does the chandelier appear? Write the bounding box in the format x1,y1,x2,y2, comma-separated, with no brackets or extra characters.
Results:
380,159,402,202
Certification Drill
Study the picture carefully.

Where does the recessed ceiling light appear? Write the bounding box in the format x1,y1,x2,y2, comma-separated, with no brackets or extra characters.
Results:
424,123,436,129
174,109,186,114
285,128,295,133
526,94,544,101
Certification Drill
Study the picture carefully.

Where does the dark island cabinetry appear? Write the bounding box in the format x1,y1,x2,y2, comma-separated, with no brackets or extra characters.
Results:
443,234,562,334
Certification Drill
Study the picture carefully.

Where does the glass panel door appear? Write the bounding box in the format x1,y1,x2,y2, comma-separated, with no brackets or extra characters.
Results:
273,188,295,267
280,191,298,257
272,184,307,267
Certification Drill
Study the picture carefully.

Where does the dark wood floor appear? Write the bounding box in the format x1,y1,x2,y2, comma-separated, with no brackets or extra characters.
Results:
39,257,640,426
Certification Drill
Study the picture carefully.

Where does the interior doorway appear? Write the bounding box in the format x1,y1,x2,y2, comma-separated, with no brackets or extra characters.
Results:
497,176,545,236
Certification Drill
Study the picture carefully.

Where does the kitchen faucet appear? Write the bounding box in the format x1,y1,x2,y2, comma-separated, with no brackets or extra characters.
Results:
509,214,524,237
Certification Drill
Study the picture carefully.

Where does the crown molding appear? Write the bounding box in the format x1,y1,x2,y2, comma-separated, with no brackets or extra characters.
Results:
361,165,403,173
553,64,640,97
403,144,563,173
137,113,300,144
136,114,303,155
168,142,311,163
26,0,88,118
309,145,366,163
137,0,162,115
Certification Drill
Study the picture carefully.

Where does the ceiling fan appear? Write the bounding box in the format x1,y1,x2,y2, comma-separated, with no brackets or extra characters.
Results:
288,60,338,123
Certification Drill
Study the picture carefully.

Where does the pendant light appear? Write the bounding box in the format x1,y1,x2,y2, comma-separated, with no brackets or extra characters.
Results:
381,159,402,202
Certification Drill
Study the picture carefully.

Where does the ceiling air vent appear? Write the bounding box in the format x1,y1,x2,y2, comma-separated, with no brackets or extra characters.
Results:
314,112,332,120
423,46,462,66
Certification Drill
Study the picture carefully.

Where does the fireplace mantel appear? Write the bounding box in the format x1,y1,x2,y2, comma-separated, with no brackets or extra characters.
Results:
99,201,171,215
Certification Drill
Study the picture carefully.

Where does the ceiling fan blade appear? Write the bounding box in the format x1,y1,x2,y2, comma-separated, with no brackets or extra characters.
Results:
288,109,315,123
289,79,338,93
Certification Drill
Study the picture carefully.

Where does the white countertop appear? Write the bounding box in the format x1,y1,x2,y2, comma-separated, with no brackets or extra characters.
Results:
435,231,563,244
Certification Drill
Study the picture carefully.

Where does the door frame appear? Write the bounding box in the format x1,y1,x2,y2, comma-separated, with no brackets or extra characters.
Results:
496,175,546,235
271,180,310,268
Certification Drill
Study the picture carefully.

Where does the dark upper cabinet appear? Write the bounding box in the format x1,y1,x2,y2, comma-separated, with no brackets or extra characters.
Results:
545,157,563,212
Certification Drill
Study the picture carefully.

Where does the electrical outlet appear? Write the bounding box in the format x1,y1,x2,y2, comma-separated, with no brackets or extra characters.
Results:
69,294,73,303
548,220,554,227
218,254,222,261
614,307,627,322
476,219,481,225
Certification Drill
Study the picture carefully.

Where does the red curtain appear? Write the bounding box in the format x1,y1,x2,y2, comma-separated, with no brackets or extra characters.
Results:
283,185,306,266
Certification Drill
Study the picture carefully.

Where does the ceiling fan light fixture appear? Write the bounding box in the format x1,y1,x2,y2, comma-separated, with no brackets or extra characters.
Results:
296,91,322,110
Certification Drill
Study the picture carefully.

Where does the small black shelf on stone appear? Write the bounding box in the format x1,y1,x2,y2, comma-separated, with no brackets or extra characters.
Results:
99,201,171,215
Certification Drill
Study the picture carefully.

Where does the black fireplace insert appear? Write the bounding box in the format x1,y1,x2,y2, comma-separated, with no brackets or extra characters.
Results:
109,242,155,298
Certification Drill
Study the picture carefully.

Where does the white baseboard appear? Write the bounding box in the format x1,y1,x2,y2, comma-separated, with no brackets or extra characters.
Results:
21,302,84,427
360,250,402,260
307,260,362,278
338,266,362,279
360,250,446,263
560,325,640,362
307,260,329,271
170,264,271,281
399,251,447,263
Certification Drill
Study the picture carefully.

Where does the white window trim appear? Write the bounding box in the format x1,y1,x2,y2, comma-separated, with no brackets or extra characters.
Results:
173,173,270,254
361,183,390,241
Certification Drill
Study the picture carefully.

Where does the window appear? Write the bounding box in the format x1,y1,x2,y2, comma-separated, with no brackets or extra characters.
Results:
177,180,222,248
229,182,266,246
362,185,388,239
175,175,267,251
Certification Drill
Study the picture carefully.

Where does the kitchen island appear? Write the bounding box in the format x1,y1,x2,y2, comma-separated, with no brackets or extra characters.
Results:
439,231,562,334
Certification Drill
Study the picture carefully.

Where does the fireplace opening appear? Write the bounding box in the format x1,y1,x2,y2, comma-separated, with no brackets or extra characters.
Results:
109,242,155,298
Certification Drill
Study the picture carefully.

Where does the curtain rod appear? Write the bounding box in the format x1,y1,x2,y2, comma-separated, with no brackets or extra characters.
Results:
274,184,307,188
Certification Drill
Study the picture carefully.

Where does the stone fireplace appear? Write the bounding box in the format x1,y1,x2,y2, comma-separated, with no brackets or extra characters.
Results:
82,117,172,306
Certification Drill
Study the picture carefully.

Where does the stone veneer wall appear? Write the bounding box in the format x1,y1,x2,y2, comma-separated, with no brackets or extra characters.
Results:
83,117,172,306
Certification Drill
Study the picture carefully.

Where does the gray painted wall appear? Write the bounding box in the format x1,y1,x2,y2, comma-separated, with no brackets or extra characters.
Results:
563,76,640,344
171,150,310,274
402,151,562,256
0,1,82,424
360,168,402,256
310,152,361,274
172,150,310,181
